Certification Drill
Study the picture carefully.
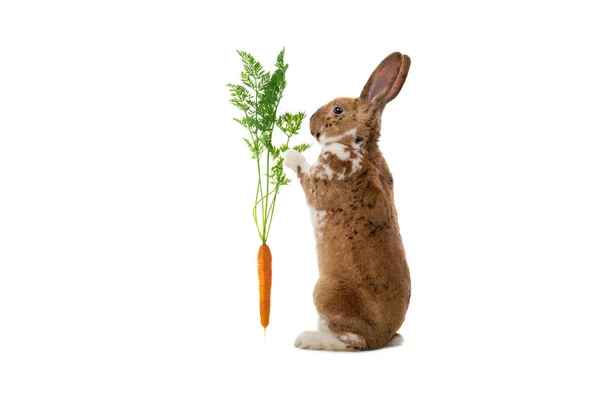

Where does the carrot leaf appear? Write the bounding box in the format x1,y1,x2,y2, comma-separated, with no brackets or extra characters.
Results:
228,48,311,244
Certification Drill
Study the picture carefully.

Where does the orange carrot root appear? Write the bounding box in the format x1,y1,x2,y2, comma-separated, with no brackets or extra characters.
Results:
257,244,272,335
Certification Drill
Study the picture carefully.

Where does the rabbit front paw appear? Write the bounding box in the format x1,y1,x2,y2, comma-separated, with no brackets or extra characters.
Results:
283,150,309,176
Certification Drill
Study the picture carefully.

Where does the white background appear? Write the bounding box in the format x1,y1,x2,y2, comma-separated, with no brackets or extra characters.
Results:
1,1,599,398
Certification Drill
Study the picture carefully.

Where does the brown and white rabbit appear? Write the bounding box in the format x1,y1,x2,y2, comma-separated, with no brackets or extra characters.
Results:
283,52,412,351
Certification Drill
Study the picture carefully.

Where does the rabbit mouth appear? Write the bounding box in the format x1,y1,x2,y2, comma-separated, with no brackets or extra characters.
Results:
309,124,322,142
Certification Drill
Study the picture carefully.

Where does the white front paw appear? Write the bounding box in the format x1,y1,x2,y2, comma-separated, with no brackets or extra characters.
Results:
283,150,308,175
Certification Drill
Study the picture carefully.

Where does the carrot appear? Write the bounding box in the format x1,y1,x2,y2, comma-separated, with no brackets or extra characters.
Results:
229,49,309,340
257,244,272,340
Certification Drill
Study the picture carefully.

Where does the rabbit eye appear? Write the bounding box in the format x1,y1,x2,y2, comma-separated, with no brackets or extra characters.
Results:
333,106,344,115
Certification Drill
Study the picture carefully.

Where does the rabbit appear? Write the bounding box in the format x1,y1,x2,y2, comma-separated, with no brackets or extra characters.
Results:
282,52,412,351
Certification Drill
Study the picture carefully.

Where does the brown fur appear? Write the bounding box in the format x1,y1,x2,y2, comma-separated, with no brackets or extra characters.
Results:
288,52,411,350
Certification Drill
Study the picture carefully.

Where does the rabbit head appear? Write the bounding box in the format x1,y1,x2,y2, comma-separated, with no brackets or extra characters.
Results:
309,52,410,149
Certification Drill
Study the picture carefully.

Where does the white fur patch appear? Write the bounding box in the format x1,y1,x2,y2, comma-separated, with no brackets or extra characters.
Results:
320,128,357,145
323,142,351,160
347,155,362,177
317,315,330,331
309,208,326,229
322,163,336,180
309,207,327,241
386,334,404,347
314,164,332,180
294,331,352,351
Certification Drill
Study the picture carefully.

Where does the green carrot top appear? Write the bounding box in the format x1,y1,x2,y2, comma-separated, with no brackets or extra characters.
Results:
227,49,310,244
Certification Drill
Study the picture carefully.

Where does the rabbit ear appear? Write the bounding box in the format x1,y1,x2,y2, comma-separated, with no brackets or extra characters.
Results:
360,52,411,106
